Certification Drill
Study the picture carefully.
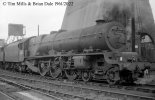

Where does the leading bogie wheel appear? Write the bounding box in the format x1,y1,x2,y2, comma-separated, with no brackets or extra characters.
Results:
65,69,77,81
106,67,120,85
82,71,92,82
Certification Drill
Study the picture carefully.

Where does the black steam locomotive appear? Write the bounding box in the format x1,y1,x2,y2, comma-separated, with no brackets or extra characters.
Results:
0,21,154,84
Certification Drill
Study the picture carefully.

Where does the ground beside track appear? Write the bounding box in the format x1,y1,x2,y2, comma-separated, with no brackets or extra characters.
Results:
0,81,61,100
136,71,155,85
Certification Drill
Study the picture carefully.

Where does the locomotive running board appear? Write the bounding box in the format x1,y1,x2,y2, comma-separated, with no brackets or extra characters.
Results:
26,52,106,60
25,61,39,73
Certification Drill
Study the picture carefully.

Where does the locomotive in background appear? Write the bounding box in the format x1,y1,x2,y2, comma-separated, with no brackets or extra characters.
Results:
0,20,154,84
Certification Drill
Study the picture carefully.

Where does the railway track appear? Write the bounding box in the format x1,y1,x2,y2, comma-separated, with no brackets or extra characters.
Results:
0,69,154,100
0,69,155,94
0,75,94,100
0,77,64,100
0,90,16,100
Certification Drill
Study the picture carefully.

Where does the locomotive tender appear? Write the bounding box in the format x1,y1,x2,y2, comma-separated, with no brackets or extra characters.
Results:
0,21,154,84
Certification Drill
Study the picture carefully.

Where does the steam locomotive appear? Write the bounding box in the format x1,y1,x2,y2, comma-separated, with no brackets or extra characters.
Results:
0,21,154,84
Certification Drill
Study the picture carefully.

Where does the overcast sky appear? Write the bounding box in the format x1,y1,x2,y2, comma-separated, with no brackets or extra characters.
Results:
0,0,155,40
0,0,68,39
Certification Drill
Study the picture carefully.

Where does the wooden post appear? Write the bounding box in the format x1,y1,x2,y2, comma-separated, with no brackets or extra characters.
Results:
38,25,39,36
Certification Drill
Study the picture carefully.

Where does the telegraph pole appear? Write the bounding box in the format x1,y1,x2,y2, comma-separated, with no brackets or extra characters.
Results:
38,24,39,36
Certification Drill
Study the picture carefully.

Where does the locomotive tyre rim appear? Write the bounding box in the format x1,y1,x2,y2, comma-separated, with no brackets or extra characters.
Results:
65,69,77,81
82,71,92,82
106,67,120,85
49,63,62,79
39,63,48,76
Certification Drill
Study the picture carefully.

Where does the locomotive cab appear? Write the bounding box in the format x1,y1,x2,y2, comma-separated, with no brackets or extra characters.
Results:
18,42,25,61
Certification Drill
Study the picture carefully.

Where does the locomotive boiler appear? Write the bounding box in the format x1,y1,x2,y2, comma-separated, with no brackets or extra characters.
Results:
34,22,126,56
